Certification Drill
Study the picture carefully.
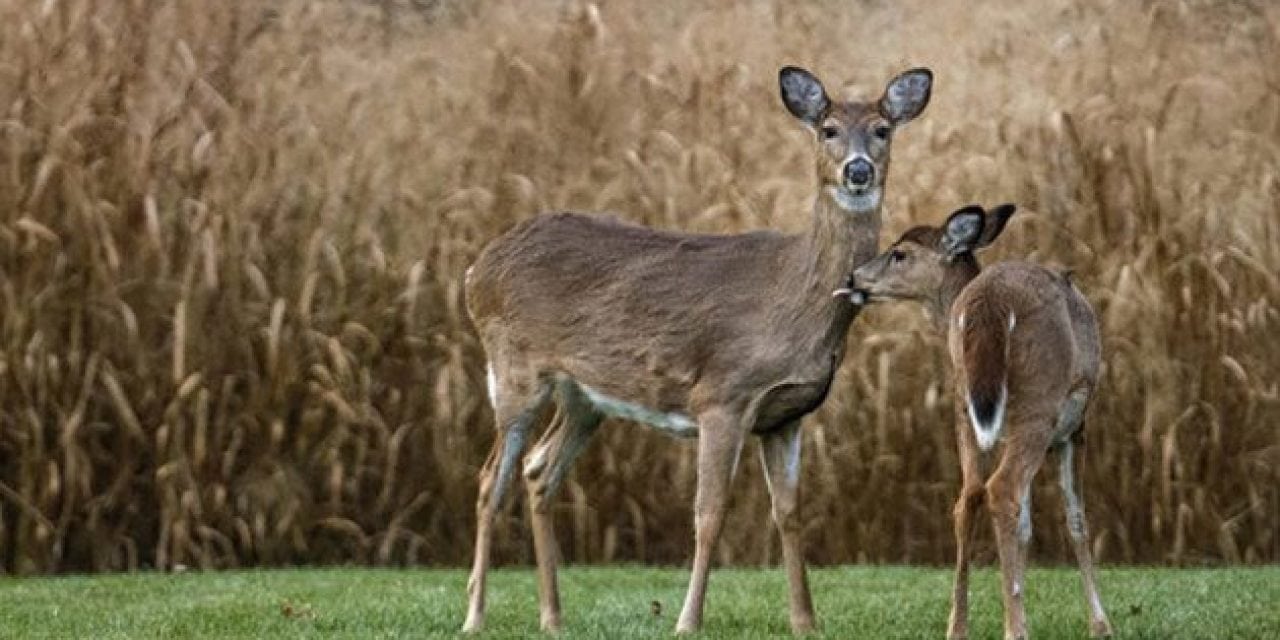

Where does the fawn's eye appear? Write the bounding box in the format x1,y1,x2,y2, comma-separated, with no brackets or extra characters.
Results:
890,249,906,263
873,124,891,140
821,125,840,140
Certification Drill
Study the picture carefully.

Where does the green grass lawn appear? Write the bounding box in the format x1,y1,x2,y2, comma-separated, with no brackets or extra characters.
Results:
1,566,1276,639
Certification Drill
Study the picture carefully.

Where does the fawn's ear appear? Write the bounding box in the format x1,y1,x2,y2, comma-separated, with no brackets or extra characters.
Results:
941,205,986,258
779,66,830,128
881,67,933,125
977,203,1017,249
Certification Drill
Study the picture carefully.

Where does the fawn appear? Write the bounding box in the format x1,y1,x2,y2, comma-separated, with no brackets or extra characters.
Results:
843,204,1113,640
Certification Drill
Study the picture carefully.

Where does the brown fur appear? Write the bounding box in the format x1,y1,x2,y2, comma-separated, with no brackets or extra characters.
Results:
461,66,932,635
953,263,1102,420
959,292,1011,430
852,206,1112,640
813,101,895,191
467,212,863,422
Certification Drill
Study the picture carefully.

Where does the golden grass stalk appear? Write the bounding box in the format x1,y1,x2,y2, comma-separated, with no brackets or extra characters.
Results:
0,0,1277,573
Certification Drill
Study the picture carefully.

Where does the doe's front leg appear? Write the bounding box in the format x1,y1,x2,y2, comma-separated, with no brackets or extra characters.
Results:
675,409,746,634
759,420,816,633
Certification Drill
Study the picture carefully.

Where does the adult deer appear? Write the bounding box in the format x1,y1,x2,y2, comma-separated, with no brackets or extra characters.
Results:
461,65,932,634
844,204,1113,639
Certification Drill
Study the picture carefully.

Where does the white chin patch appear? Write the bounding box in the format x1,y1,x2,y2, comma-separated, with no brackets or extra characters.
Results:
830,186,881,213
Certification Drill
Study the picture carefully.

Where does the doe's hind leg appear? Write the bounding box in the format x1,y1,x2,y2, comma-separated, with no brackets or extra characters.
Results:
462,374,551,633
758,420,816,633
522,380,603,631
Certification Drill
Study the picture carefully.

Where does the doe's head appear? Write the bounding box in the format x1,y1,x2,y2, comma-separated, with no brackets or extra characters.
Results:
779,65,932,213
849,203,1017,303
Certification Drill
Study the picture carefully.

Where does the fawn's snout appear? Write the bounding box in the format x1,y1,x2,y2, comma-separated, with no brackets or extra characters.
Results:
833,263,876,305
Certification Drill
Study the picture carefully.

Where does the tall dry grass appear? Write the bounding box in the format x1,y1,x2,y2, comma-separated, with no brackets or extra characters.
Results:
0,0,1277,574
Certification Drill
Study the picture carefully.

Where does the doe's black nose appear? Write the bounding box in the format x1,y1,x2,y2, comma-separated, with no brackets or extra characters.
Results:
844,158,874,186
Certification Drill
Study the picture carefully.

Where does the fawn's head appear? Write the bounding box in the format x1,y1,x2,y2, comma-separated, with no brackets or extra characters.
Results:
779,66,933,214
849,203,1017,302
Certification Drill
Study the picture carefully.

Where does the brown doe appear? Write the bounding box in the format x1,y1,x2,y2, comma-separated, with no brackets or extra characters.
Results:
461,66,933,634
846,204,1113,640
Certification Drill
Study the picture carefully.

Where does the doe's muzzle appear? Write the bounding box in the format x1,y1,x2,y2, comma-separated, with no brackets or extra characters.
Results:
843,158,874,189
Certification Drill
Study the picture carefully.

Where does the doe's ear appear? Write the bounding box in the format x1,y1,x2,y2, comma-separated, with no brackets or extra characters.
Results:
881,67,933,125
779,66,830,127
941,205,986,257
977,203,1017,249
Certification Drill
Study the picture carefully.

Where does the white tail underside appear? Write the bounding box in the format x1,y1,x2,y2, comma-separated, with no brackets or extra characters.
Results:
967,384,1006,452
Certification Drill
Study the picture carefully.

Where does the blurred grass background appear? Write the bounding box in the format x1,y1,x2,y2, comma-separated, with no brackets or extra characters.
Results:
0,0,1277,574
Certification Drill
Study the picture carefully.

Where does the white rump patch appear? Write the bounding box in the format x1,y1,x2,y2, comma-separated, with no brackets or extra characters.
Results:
578,382,697,438
967,385,1006,452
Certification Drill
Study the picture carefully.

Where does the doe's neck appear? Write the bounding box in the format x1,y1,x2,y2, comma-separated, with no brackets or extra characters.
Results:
775,186,883,337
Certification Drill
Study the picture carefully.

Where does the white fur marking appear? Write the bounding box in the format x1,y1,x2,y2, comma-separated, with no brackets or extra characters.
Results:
524,442,548,477
1089,590,1105,618
1059,441,1088,541
1017,490,1033,544
1008,312,1017,332
967,385,1006,452
485,363,498,409
730,436,744,479
578,383,698,438
828,185,882,213
843,152,876,174
784,429,802,484
957,312,966,330
1012,580,1022,598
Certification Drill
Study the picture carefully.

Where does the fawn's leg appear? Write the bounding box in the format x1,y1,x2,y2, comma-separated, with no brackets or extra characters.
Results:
985,422,1050,640
1056,436,1112,637
947,415,986,640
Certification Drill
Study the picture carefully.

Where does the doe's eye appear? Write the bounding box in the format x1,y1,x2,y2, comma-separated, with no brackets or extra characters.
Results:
820,125,840,140
873,124,891,140
890,249,906,263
